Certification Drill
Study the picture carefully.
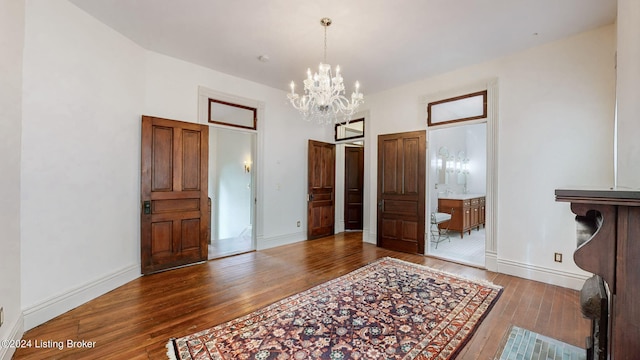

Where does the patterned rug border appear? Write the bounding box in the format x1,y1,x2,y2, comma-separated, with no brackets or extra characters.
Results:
167,257,503,360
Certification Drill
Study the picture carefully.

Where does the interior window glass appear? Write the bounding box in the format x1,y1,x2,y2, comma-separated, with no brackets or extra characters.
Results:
428,91,487,126
209,99,257,130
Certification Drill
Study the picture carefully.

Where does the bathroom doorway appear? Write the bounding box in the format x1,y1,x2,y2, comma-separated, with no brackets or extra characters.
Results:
427,123,486,267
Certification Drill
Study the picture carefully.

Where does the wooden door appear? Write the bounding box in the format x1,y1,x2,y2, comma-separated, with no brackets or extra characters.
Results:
344,146,364,230
377,130,426,254
141,116,209,275
308,140,335,240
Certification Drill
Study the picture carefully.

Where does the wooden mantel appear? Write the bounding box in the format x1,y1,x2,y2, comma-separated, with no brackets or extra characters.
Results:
556,188,640,360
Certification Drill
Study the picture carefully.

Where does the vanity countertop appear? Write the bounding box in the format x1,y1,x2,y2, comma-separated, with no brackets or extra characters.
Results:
438,193,485,200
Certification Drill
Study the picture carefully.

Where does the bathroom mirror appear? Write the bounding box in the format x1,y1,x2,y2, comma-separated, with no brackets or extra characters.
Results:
456,151,466,185
437,147,448,184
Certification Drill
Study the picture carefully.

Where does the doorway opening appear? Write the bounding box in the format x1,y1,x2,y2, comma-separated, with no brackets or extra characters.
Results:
344,144,364,231
427,123,486,267
208,127,256,259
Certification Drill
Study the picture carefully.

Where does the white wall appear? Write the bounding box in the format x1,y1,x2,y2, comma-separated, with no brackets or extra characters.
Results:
616,0,640,188
20,0,146,329
0,0,25,357
19,0,333,331
365,25,616,289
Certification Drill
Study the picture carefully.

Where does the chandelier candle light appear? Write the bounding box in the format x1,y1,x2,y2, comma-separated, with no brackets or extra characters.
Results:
288,18,364,124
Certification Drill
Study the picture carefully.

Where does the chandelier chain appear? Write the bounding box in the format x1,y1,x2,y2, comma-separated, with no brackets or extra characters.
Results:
323,20,328,64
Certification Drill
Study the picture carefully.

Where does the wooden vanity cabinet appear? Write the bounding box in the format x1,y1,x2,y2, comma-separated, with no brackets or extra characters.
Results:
438,196,485,238
470,198,479,229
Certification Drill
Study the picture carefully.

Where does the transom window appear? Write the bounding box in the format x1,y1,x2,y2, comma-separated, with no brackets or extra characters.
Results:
208,99,257,130
427,90,487,127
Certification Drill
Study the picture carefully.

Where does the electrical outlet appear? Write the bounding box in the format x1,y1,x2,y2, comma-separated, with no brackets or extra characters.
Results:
0,307,4,327
554,253,563,263
297,220,301,227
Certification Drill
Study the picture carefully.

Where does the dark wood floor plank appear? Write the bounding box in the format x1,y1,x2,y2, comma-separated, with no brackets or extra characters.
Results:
14,232,589,359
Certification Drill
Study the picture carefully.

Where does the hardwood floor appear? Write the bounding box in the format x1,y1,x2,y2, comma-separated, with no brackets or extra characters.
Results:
14,232,589,359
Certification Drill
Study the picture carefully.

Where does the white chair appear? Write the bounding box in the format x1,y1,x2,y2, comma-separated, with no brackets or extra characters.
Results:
430,210,453,249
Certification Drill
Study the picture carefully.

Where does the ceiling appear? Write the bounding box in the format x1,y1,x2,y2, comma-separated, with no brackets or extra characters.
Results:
68,0,616,95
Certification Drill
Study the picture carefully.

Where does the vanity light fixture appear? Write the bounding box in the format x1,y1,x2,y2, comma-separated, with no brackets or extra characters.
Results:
446,156,456,173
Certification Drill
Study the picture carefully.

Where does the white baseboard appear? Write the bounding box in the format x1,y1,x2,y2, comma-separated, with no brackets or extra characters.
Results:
360,232,584,290
256,231,306,250
484,251,498,272
22,264,140,331
0,314,24,360
363,230,376,244
497,258,590,290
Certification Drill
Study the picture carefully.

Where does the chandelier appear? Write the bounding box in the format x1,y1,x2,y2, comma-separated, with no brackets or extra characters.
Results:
288,18,364,124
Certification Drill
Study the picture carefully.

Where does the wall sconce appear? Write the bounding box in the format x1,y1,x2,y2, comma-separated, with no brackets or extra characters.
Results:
244,161,251,173
462,158,470,174
456,151,465,173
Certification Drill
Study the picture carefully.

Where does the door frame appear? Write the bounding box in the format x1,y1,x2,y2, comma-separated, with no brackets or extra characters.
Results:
335,110,368,234
198,86,264,253
421,78,499,270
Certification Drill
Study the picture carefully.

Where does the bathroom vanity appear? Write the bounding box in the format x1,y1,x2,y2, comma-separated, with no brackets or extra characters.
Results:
437,194,485,238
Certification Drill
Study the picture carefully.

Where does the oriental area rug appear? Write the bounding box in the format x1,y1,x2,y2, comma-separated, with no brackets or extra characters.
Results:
167,257,503,360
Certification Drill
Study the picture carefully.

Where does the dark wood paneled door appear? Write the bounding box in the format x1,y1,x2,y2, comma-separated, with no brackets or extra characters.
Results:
141,116,209,274
377,130,426,254
345,146,364,230
308,140,336,240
